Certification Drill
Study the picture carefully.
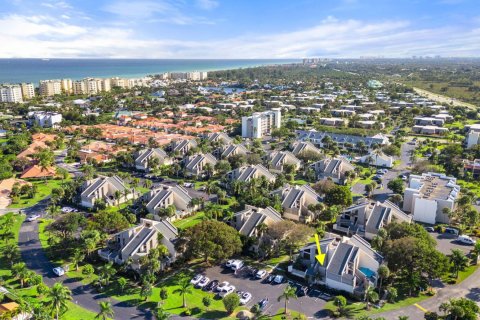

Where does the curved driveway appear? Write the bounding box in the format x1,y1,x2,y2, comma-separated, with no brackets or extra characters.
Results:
17,199,151,320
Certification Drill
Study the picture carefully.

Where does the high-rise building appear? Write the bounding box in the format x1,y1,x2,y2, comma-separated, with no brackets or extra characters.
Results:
61,79,73,94
0,84,23,103
73,80,86,95
111,77,129,89
39,80,62,96
20,83,35,100
241,108,282,138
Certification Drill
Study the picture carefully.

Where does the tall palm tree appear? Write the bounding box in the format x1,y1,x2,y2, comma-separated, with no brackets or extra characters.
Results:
71,249,85,271
173,277,192,308
45,283,72,320
95,301,114,320
114,190,122,208
364,286,379,310
277,285,297,315
450,249,469,278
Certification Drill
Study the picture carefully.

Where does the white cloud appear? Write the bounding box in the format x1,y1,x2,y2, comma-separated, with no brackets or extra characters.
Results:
0,14,478,58
196,0,218,10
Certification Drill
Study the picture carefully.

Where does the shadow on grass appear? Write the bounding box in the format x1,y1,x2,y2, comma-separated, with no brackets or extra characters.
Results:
200,310,229,319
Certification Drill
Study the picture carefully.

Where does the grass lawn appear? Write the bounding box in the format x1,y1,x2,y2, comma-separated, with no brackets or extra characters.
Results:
8,178,69,209
324,293,430,317
173,212,206,230
270,309,306,319
63,302,99,320
457,179,480,198
455,264,478,284
293,179,308,186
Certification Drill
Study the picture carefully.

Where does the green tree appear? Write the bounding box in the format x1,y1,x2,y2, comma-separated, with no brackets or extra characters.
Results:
180,220,242,263
159,287,168,302
71,249,85,271
324,185,352,207
173,277,192,308
364,286,379,310
387,178,405,195
202,296,212,310
450,249,469,278
153,305,171,320
140,281,153,301
334,295,348,316
223,293,240,315
117,277,128,293
45,283,72,320
277,285,297,315
377,265,390,294
95,301,114,320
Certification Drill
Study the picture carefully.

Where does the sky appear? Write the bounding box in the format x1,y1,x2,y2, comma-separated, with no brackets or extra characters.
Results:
0,0,479,58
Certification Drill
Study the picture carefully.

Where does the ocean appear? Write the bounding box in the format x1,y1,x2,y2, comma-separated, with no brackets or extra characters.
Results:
0,59,298,85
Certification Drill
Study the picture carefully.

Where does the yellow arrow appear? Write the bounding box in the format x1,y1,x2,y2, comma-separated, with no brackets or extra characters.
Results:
315,234,326,265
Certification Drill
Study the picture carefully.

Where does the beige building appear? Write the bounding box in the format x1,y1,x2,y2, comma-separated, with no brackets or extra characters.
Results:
111,77,129,89
39,80,62,96
20,83,35,100
61,79,73,94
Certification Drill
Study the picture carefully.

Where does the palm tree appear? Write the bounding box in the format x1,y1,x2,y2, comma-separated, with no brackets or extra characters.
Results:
277,285,297,315
450,249,469,278
71,249,85,271
114,190,122,208
45,283,72,320
377,265,390,294
95,301,114,320
364,286,379,310
2,242,18,266
11,262,27,287
398,316,409,320
98,262,116,286
173,277,192,308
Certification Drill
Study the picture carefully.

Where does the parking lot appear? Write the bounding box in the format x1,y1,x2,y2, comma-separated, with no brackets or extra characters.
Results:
199,264,331,318
430,231,475,255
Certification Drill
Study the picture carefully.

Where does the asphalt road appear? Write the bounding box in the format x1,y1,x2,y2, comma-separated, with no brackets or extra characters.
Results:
17,200,151,320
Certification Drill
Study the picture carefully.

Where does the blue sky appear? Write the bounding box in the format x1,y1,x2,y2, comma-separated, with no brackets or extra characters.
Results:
0,0,479,58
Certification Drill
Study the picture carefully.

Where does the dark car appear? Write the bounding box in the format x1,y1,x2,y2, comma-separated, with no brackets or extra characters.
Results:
264,274,275,284
296,286,308,297
204,280,219,291
259,298,269,310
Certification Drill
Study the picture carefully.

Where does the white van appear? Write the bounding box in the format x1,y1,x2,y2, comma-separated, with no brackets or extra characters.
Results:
458,235,476,245
230,260,244,271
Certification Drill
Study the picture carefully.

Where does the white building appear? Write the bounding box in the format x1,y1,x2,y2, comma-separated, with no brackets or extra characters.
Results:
357,152,394,168
241,109,281,138
29,111,63,128
403,172,460,224
466,124,480,149
0,84,23,103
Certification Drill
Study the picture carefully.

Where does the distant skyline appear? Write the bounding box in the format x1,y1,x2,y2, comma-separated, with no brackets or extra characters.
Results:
0,0,479,59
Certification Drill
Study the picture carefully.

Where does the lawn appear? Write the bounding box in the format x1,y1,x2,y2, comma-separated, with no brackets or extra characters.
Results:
8,178,69,209
324,293,430,317
457,179,480,198
173,211,206,230
456,264,478,284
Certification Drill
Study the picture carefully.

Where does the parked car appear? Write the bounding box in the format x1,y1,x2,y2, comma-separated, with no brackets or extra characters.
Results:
445,227,459,235
264,274,275,284
239,292,252,305
26,214,41,222
400,175,408,181
273,275,284,284
458,235,476,245
216,281,230,292
230,260,244,271
183,183,193,188
296,286,308,297
218,285,235,298
204,280,219,291
52,267,65,277
197,277,210,288
225,260,235,268
258,298,269,310
255,269,267,279
190,274,203,285
425,227,435,232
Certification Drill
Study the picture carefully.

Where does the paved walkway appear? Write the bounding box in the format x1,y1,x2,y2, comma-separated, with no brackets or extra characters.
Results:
17,200,151,320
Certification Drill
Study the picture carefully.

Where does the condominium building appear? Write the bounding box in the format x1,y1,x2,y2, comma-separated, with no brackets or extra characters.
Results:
20,83,35,100
466,124,480,149
39,80,62,96
111,77,129,89
73,80,86,95
73,78,112,95
403,172,460,224
241,108,281,138
0,84,23,103
28,111,63,128
61,79,73,94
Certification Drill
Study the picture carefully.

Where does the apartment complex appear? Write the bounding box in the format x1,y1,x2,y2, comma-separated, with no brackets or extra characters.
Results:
403,172,460,224
28,111,62,128
169,71,208,81
39,80,63,96
241,108,282,138
0,84,23,103
20,83,35,100
466,124,480,149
